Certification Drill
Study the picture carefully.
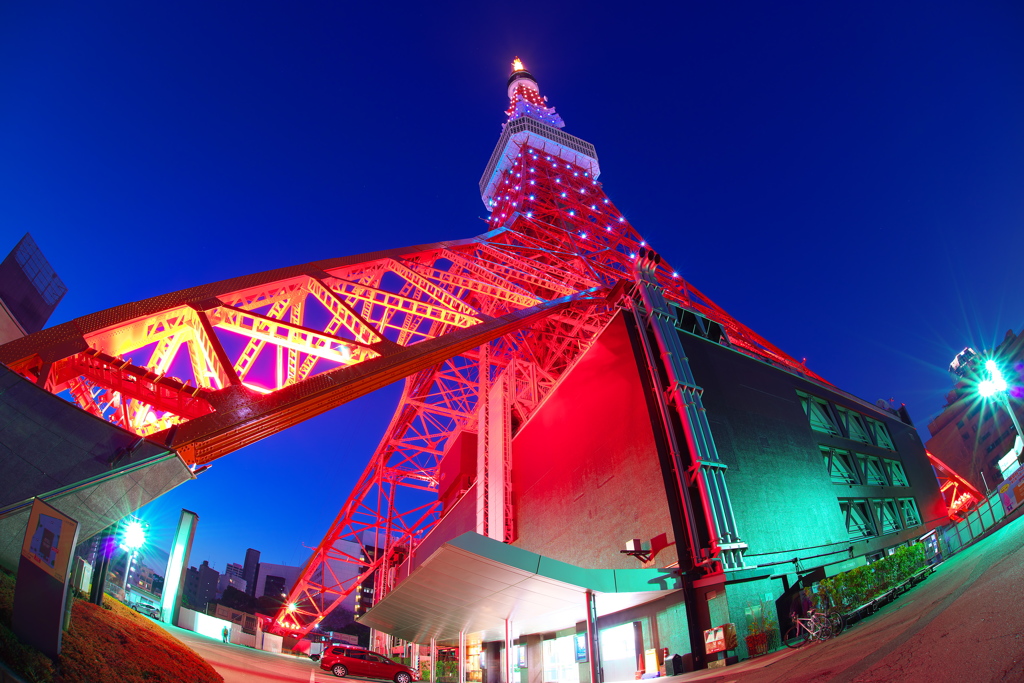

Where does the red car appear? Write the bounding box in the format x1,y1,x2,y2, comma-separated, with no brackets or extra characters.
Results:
320,646,418,683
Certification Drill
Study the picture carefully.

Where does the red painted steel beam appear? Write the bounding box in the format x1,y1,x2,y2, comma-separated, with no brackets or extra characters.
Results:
169,288,613,464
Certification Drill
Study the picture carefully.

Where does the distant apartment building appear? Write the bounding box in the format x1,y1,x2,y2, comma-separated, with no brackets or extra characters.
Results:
183,560,219,611
132,563,164,596
253,561,304,600
217,573,248,599
225,562,244,580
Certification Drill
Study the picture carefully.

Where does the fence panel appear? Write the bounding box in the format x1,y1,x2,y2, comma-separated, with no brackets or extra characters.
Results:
968,513,984,538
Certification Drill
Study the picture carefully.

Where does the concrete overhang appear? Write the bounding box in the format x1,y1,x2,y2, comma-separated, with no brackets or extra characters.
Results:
359,532,681,644
0,366,194,570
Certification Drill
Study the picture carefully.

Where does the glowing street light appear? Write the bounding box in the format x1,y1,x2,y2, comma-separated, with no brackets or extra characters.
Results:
119,517,148,598
977,358,1023,457
120,520,146,552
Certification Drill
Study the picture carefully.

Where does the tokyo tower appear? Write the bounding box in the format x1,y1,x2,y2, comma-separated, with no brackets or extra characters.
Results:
0,59,975,637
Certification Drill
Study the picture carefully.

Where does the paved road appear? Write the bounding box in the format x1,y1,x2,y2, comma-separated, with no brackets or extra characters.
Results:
663,505,1024,683
155,621,332,683
162,507,1024,683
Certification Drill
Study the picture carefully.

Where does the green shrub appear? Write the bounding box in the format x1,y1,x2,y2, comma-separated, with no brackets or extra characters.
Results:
744,598,777,636
820,543,927,611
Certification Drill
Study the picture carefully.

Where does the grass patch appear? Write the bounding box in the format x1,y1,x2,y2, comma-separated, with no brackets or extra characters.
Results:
0,567,222,683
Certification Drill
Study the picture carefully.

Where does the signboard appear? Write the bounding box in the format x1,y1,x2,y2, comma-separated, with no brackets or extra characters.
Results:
644,648,662,674
12,498,81,658
704,627,726,654
703,624,737,655
21,498,78,582
998,463,1024,513
574,632,587,663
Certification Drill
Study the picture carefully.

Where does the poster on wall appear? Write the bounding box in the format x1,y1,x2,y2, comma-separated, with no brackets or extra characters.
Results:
998,462,1024,513
21,499,78,583
574,632,587,662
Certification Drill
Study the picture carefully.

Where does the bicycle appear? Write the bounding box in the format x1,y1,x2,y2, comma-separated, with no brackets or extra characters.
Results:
826,610,846,636
783,609,833,648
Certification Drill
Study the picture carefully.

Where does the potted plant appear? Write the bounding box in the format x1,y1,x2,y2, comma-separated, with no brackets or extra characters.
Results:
744,599,776,657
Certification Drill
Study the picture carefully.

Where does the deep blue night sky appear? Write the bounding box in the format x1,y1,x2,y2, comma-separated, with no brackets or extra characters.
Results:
2,2,1023,571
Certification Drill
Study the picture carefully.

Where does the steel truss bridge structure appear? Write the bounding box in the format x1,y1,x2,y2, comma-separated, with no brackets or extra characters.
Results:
0,60,979,638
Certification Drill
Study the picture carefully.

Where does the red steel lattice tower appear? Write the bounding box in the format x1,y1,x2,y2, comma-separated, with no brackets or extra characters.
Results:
0,59,974,637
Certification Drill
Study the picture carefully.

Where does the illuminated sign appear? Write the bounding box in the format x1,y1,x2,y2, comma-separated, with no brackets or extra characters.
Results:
949,491,974,514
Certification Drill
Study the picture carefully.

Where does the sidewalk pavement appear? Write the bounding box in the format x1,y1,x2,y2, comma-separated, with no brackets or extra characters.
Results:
606,646,803,683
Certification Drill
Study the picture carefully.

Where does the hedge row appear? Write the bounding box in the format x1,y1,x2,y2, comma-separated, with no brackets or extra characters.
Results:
817,543,927,612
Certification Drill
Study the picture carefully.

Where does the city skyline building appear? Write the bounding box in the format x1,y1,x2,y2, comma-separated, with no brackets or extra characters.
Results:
243,548,261,597
183,560,219,612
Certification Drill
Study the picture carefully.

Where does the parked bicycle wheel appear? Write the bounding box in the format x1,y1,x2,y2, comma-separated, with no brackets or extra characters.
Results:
783,625,809,648
813,621,833,641
828,611,846,636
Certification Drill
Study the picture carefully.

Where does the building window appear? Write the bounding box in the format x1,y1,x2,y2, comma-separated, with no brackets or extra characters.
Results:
799,392,840,435
837,406,872,444
822,447,860,484
898,498,922,527
859,455,888,486
840,500,877,540
874,499,903,535
866,417,896,450
885,459,910,486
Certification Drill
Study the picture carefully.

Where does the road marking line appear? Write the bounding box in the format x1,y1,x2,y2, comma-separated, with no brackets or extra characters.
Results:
309,669,316,682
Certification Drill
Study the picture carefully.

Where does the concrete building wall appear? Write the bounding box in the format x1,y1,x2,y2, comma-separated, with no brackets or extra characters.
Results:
0,301,25,346
511,314,678,570
683,332,945,562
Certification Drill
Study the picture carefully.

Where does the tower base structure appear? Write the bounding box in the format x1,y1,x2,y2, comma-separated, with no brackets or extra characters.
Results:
357,299,944,674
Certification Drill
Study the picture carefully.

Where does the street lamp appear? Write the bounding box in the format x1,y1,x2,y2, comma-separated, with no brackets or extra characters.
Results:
119,518,147,599
978,359,1023,476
